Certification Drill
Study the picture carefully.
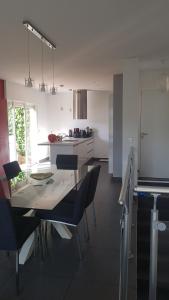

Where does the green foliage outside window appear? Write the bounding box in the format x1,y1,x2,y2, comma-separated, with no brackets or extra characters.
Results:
11,171,27,189
15,107,26,157
8,104,14,136
8,104,27,188
8,105,26,157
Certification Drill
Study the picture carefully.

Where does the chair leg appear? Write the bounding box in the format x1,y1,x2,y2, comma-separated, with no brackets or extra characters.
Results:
84,211,90,241
51,222,55,237
43,221,49,256
34,228,39,257
39,223,44,261
16,250,20,295
92,201,97,226
75,227,83,261
82,216,88,242
40,221,49,258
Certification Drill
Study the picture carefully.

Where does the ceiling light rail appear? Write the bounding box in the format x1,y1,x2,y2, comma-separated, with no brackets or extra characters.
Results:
23,21,56,50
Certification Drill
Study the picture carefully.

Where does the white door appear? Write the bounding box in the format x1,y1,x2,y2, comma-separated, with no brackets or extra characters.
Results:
140,89,169,178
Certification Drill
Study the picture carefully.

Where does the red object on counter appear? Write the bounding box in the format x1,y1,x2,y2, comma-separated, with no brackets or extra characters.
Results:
48,134,57,143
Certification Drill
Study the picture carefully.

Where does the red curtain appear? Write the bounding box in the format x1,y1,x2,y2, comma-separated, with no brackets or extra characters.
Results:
0,79,10,197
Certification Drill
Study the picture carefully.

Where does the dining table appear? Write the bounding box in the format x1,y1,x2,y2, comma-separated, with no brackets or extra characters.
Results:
10,161,92,264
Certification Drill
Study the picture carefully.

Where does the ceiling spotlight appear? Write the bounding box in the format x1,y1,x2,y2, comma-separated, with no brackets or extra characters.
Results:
51,86,57,95
25,76,33,88
25,28,34,88
50,49,57,95
39,40,47,93
40,82,47,92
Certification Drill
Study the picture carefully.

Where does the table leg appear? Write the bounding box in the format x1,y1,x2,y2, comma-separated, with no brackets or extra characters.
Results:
19,232,34,265
19,209,35,265
51,222,72,239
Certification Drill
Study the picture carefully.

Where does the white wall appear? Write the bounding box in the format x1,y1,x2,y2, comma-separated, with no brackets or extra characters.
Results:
117,59,169,180
47,91,110,158
5,81,49,160
122,59,139,178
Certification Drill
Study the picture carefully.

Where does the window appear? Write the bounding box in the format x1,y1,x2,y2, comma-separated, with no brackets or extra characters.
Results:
8,101,38,168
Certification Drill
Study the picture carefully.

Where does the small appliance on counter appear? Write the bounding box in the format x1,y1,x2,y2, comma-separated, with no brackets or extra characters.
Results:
69,129,73,137
73,128,80,137
68,127,93,138
86,127,93,137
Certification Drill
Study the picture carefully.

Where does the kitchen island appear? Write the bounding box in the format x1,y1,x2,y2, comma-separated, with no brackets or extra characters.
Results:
38,137,94,164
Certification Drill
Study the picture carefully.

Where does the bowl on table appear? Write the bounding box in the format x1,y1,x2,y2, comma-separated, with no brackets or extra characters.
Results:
30,172,54,185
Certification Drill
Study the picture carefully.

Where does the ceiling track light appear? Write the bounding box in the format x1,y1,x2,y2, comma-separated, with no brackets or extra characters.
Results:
23,21,56,50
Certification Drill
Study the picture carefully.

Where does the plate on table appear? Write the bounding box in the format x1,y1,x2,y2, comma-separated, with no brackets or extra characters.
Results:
30,172,54,185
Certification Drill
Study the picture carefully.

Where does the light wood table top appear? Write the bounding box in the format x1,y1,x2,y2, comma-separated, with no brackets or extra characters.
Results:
11,163,93,210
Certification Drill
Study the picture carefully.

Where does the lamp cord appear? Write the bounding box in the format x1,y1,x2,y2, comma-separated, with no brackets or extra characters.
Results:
41,40,44,83
27,28,31,77
52,50,55,87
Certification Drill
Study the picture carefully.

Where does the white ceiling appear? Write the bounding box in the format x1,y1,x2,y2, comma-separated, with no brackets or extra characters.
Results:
0,0,169,91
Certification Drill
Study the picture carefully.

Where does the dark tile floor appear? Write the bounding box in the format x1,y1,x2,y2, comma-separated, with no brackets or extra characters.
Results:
0,162,136,300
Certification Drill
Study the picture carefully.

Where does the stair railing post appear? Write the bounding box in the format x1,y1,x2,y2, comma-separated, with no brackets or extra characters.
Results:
119,205,129,300
118,147,135,300
149,194,160,300
128,165,134,258
119,207,125,300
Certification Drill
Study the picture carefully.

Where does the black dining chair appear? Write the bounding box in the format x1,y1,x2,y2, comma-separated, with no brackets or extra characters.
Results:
3,161,30,216
36,170,92,260
56,154,78,170
85,165,101,225
0,198,40,294
56,154,78,190
62,165,101,227
3,161,22,181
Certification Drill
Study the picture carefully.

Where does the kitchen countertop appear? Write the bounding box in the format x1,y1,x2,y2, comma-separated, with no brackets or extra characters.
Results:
38,137,93,146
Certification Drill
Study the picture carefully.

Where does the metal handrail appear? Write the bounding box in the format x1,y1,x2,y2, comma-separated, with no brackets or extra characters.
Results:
119,146,135,205
119,146,135,300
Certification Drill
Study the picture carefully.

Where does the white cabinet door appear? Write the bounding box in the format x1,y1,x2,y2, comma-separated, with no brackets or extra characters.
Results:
74,143,86,160
75,139,94,162
86,139,94,159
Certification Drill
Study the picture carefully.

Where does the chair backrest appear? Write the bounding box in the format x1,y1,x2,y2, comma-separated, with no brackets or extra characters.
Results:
85,165,101,208
56,154,78,170
3,161,21,180
0,198,17,251
72,171,92,225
